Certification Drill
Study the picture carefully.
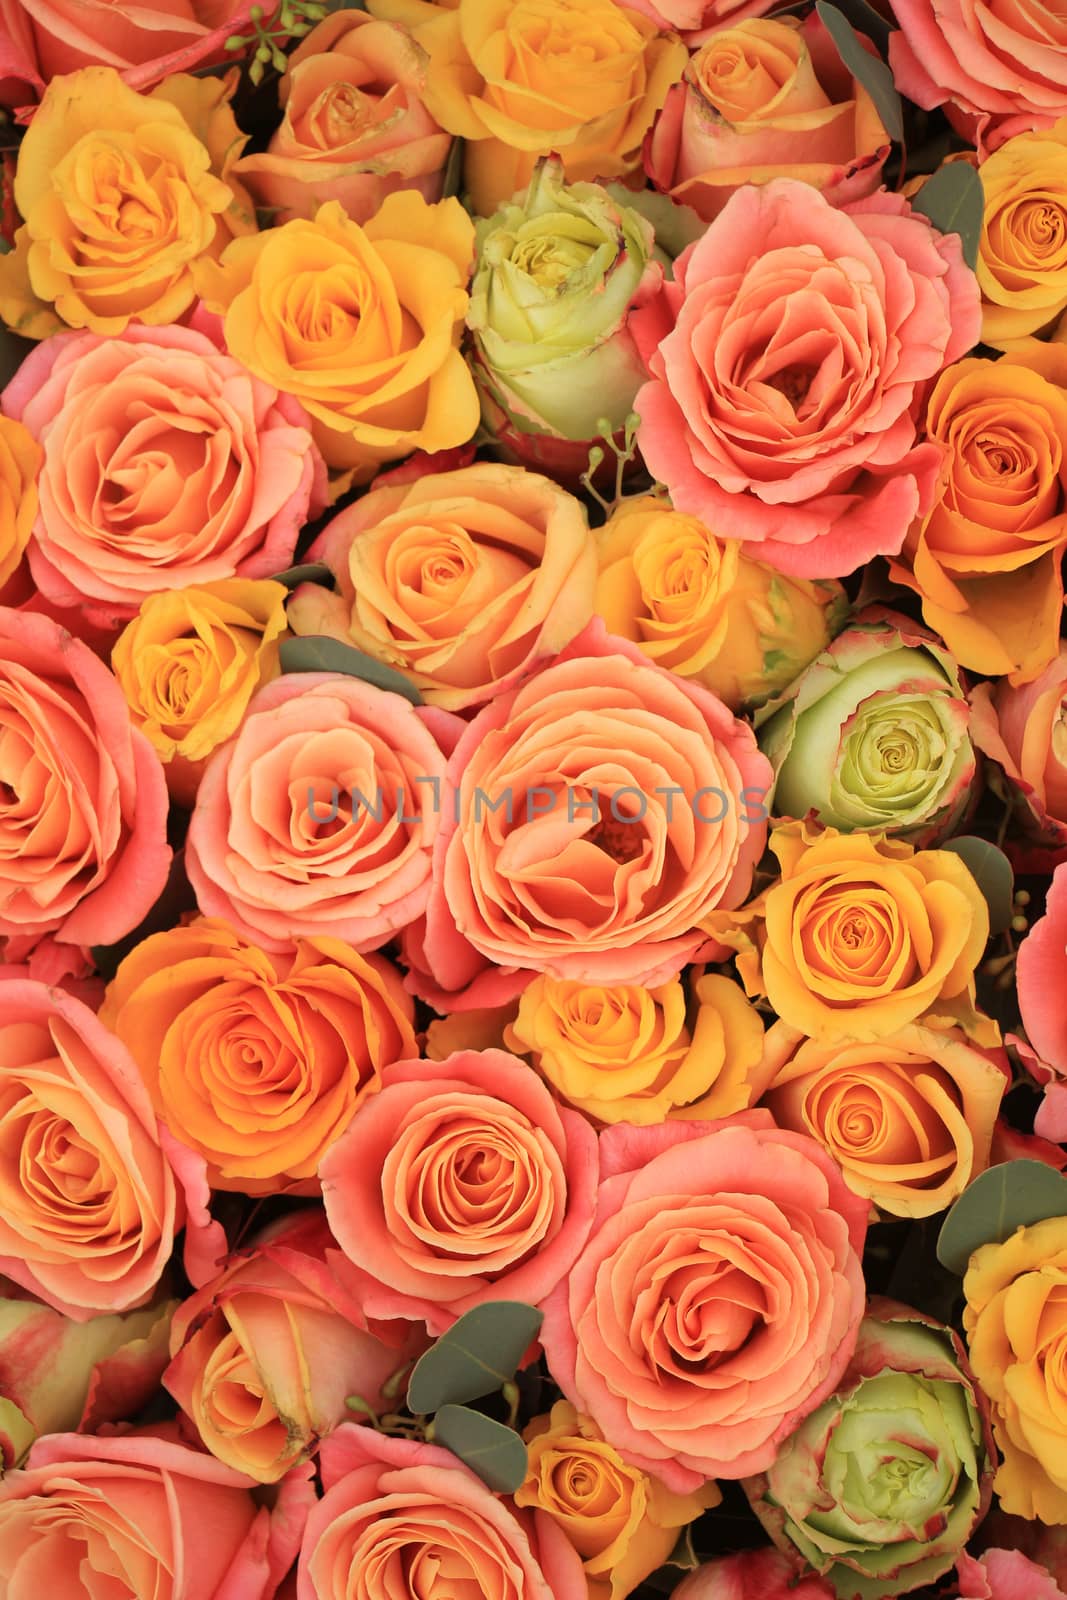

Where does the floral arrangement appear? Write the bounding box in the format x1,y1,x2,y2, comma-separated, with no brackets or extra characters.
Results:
4,0,1067,1597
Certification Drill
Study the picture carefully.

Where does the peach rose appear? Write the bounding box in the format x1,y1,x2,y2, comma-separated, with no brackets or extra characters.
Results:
0,606,171,955
0,1429,312,1600
0,415,40,593
319,1048,598,1332
0,978,194,1319
101,917,417,1194
633,178,981,579
422,618,771,996
1017,859,1067,1079
288,463,596,711
622,0,778,41
234,12,451,224
186,672,461,954
2,317,324,628
957,1550,1067,1600
757,1019,1008,1217
539,1112,868,1489
298,1423,586,1600
971,646,1067,865
645,14,890,223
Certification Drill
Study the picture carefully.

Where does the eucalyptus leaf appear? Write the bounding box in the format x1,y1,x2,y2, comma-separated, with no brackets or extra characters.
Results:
407,1302,543,1415
816,0,893,50
937,1160,1067,1275
910,162,985,270
941,835,1014,934
432,1405,529,1493
271,562,335,590
815,2,903,141
278,634,423,705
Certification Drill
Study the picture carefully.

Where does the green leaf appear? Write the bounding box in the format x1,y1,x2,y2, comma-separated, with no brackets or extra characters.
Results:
271,562,335,590
817,0,893,51
406,1302,543,1415
432,1405,529,1494
815,2,903,141
441,136,465,203
910,161,985,270
278,634,423,705
666,1527,699,1572
937,1159,1067,1274
941,835,1014,934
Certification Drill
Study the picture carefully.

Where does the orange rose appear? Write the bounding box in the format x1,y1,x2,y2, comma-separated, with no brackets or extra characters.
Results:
0,416,40,594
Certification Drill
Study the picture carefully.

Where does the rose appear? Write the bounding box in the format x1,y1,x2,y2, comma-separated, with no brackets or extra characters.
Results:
0,416,39,593
0,1292,174,1468
0,68,249,339
645,14,890,223
970,646,1067,863
422,618,772,995
111,580,290,807
620,0,779,44
1019,861,1067,1080
957,1550,1067,1600
287,462,597,711
670,1551,836,1600
706,824,995,1045
594,496,845,711
297,1423,586,1600
319,1047,598,1331
466,160,662,474
164,1212,425,1482
185,672,460,954
963,1215,1067,1521
502,970,766,1124
0,977,198,1319
513,1400,721,1600
195,193,478,478
757,609,977,846
633,178,981,579
3,318,323,628
100,917,417,1194
539,1111,868,1488
757,1020,1007,1218
370,0,687,218
968,126,1067,345
0,1429,312,1600
233,11,451,225
888,346,1067,684
744,1301,996,1600
0,606,170,955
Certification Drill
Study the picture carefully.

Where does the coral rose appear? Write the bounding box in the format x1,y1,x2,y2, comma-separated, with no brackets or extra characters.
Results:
185,671,461,954
706,824,995,1045
539,1112,868,1488
0,1428,312,1600
633,178,981,579
757,1020,1007,1218
970,646,1067,866
298,1423,586,1600
423,618,771,995
957,1550,1067,1600
671,1550,835,1600
234,11,451,224
0,606,170,954
3,318,323,628
101,917,416,1194
319,1047,598,1332
1017,862,1067,1130
0,415,40,593
288,462,596,711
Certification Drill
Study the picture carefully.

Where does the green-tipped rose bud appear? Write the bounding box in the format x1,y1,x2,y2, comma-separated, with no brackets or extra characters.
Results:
467,157,662,479
744,1300,996,1600
758,608,977,846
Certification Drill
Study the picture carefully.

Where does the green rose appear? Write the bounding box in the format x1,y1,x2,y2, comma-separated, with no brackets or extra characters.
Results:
758,608,976,846
744,1301,995,1600
467,156,661,453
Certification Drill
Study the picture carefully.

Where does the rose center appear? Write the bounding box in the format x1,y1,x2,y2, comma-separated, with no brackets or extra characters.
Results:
587,813,645,864
766,364,812,406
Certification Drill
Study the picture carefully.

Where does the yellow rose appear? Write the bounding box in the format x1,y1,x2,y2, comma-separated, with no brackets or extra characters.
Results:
0,68,251,338
0,415,41,592
514,1401,720,1600
194,192,479,477
706,824,996,1045
111,579,289,808
595,496,845,710
502,970,765,1124
975,121,1067,347
369,0,687,215
964,1216,1067,1522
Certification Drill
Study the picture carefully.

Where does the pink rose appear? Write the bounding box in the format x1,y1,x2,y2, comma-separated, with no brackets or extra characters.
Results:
298,1424,586,1600
320,1048,598,1332
621,0,778,44
0,1428,313,1600
2,315,325,628
970,648,1067,869
186,672,462,953
0,606,170,954
1017,861,1067,1140
671,1550,836,1600
633,178,981,579
957,1549,1067,1600
422,618,771,996
539,1111,868,1491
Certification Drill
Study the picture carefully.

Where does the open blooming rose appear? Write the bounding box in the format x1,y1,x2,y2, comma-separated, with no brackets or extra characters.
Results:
633,178,981,578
